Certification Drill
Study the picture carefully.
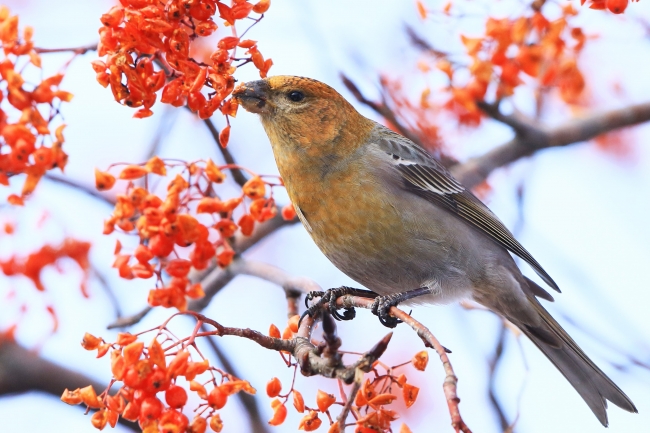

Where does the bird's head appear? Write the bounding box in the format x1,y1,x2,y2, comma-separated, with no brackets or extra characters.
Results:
232,76,373,151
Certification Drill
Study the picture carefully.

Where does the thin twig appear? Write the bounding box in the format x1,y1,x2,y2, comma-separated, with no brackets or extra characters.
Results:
336,369,363,432
487,323,509,432
202,116,249,187
34,44,98,55
44,174,116,206
199,323,270,433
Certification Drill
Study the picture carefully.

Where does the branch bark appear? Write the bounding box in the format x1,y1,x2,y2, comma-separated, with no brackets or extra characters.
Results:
452,101,650,188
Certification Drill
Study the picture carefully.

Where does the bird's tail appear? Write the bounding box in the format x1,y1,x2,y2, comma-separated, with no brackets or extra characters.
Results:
512,287,637,426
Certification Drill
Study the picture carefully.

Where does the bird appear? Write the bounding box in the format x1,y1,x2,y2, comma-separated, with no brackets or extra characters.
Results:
232,75,637,426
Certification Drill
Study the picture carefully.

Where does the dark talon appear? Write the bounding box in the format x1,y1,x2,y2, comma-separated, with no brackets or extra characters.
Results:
301,286,376,325
371,296,401,328
304,291,325,308
369,287,431,328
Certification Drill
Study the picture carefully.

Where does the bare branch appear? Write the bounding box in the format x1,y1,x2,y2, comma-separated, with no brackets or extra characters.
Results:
107,306,152,329
476,100,541,137
404,25,449,59
34,44,98,55
452,101,650,188
44,174,115,206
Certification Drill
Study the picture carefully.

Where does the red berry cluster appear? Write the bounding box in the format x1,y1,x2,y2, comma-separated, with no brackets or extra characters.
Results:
92,0,272,119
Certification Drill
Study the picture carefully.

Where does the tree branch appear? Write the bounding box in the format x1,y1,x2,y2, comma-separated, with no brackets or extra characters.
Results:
44,174,116,206
452,101,650,188
34,44,98,55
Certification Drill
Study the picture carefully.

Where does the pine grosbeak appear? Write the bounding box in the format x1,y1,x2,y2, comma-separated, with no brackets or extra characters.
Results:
232,76,636,425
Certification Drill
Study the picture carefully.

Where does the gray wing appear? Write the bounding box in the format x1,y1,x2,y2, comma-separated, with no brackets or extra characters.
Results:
374,128,560,293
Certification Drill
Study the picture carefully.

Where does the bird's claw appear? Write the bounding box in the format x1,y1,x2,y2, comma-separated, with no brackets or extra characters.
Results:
370,295,403,328
300,287,376,327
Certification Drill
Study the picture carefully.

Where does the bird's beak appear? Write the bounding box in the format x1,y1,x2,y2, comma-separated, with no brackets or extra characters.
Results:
232,80,271,115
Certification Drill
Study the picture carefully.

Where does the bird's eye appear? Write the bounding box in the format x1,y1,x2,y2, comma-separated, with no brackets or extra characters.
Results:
287,91,305,102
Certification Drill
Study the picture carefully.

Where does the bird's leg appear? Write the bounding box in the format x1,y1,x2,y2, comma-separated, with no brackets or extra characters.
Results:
371,287,431,328
300,286,378,326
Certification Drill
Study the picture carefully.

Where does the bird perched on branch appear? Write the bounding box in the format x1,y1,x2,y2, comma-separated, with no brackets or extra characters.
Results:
232,75,637,426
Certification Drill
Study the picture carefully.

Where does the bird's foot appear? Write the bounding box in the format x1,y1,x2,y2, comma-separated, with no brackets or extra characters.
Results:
370,287,431,328
300,287,377,326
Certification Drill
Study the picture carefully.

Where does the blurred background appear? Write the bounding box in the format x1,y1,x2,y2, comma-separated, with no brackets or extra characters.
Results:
0,0,649,432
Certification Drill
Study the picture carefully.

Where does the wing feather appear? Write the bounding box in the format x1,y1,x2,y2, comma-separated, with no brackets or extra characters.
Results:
373,130,560,292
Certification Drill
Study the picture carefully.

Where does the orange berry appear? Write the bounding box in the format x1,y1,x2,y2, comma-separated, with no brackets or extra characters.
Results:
81,332,103,350
60,388,83,405
298,411,321,431
237,214,255,236
119,164,149,180
402,383,419,408
367,393,397,407
110,350,126,381
219,125,231,147
190,380,208,399
79,385,102,408
328,422,341,433
252,0,270,14
165,258,192,277
165,385,188,408
268,401,287,426
91,409,108,430
293,390,305,413
122,401,140,421
242,176,266,199
148,338,166,370
209,414,223,432
123,341,144,366
266,377,282,397
205,159,226,183
316,390,336,412
207,386,228,409
145,156,167,175
269,324,281,338
607,0,628,13
288,314,300,333
189,416,208,433
95,168,116,190
412,350,429,371
281,203,296,220
116,332,137,346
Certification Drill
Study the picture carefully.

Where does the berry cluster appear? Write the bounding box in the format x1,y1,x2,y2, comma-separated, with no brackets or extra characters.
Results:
96,157,293,310
92,0,272,119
